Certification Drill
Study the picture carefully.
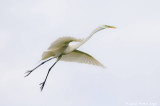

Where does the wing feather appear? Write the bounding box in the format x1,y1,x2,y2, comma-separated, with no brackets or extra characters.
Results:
48,36,82,50
61,50,105,68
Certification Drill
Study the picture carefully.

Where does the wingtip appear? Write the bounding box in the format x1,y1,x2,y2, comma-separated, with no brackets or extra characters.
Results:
101,65,106,69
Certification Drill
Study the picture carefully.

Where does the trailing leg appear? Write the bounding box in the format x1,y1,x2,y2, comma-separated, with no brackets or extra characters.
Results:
39,56,62,91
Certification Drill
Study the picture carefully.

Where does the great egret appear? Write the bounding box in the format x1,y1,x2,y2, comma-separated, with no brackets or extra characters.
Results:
25,25,116,91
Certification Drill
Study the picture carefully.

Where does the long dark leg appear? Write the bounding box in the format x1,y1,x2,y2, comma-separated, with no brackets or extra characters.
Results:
39,56,62,91
25,58,54,77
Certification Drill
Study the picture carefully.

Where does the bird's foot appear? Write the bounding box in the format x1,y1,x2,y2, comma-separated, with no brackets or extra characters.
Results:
39,81,46,91
24,70,33,77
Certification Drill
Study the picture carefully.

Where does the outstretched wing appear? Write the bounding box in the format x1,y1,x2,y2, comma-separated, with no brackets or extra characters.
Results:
61,50,105,68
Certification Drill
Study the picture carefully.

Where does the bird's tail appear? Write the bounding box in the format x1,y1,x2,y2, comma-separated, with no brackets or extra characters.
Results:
41,50,54,60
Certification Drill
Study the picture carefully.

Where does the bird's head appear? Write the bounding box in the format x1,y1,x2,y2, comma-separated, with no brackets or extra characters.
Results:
92,25,116,34
100,25,116,29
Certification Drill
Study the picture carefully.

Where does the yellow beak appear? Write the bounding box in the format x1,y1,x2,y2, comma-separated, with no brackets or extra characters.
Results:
108,26,116,28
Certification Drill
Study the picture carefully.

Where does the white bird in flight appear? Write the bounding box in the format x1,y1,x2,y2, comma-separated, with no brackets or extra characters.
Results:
25,25,116,91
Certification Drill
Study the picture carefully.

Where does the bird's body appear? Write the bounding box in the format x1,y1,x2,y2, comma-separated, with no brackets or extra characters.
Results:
42,36,82,59
25,25,116,91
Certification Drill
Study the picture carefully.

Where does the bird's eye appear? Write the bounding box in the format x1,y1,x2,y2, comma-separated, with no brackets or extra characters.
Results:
105,25,109,27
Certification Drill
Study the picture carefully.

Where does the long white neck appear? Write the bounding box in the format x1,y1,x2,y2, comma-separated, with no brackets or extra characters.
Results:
70,26,105,51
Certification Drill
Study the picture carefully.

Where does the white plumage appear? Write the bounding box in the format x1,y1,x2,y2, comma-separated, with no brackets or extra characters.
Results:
47,36,82,50
61,50,105,68
41,36,83,60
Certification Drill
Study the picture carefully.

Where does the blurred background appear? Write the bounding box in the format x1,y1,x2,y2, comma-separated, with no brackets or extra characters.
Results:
0,0,160,106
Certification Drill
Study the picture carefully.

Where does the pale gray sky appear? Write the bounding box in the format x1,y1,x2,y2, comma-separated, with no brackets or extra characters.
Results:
0,0,160,106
